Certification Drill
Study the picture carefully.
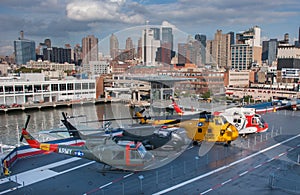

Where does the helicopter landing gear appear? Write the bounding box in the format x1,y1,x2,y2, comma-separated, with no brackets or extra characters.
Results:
100,164,132,174
224,141,231,147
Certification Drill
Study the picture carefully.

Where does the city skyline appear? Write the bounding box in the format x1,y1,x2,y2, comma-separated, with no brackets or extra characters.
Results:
0,0,299,56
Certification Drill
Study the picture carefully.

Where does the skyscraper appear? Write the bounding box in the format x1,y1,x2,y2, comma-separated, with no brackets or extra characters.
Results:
44,39,51,48
150,28,160,40
206,30,231,69
142,28,160,65
137,37,142,60
156,42,175,65
74,44,82,66
295,27,300,48
14,31,36,65
124,37,135,60
232,26,262,69
227,32,235,45
110,34,119,60
177,38,201,66
43,47,71,63
82,35,98,65
178,43,187,64
262,39,278,65
236,26,261,47
125,37,133,50
231,44,253,70
161,27,173,51
195,34,207,65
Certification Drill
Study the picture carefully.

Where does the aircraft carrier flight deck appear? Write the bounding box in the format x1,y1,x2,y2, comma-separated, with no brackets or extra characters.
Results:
1,110,300,195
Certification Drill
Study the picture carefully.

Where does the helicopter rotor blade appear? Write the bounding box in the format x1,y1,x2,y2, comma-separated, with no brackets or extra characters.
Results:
46,129,105,133
138,108,145,114
24,115,31,130
162,119,182,125
81,116,151,123
20,115,31,142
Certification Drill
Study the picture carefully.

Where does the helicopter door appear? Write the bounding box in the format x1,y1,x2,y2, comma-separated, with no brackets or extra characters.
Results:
125,142,145,166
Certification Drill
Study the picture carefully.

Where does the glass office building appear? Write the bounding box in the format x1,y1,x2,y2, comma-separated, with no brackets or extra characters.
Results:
14,39,36,65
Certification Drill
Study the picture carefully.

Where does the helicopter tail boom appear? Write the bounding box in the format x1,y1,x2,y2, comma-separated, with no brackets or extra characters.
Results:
21,128,59,152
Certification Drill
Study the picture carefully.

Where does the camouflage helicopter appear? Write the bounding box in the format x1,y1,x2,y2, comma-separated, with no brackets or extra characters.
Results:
20,115,155,171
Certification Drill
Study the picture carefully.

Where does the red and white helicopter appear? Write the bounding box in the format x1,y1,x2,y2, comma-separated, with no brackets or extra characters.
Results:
215,107,268,136
169,97,200,116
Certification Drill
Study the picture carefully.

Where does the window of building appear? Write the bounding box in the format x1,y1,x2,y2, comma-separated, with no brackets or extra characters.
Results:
5,86,13,93
34,85,42,92
15,85,23,93
60,84,66,91
82,83,89,89
25,85,33,93
75,83,81,90
67,83,74,90
43,84,50,92
51,84,58,91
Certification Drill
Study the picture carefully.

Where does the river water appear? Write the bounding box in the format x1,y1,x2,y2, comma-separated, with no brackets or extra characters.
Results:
0,102,142,147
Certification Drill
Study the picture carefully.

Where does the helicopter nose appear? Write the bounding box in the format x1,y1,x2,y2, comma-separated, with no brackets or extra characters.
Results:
144,151,155,163
229,124,239,139
263,122,269,130
265,123,268,128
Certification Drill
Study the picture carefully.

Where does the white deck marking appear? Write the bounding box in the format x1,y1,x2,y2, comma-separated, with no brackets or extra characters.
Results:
0,157,94,194
221,179,232,185
239,171,248,176
200,188,212,194
254,164,262,169
278,152,285,157
153,133,300,195
99,182,112,189
0,157,80,185
124,173,134,178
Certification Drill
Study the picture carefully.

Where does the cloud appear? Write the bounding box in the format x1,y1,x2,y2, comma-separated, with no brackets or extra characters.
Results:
0,42,14,56
161,21,176,28
0,0,299,56
66,0,145,24
145,0,300,29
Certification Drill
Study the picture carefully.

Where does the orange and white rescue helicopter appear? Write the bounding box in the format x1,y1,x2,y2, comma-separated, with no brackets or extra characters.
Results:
215,107,268,136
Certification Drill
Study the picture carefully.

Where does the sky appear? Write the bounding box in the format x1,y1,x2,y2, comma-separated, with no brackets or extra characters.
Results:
0,0,299,56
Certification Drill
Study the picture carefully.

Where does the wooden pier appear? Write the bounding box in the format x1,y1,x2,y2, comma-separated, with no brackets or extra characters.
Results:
0,98,114,114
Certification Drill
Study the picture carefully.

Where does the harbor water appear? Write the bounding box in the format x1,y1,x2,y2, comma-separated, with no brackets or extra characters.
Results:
0,102,141,147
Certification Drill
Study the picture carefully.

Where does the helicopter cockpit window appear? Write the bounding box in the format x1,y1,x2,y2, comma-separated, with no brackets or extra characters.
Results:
252,118,258,125
112,151,125,160
220,116,228,124
255,118,263,126
207,115,214,122
256,114,265,124
214,118,222,125
131,150,140,159
137,144,147,158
